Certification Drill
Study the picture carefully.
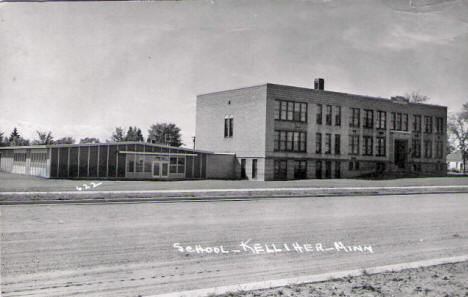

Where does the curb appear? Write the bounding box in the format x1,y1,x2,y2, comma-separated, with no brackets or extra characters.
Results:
147,255,468,297
1,186,468,204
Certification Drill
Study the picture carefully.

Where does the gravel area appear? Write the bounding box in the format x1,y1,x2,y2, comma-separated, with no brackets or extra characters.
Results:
212,261,468,297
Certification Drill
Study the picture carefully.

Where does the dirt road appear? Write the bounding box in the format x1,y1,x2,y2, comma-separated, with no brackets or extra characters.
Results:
1,193,468,297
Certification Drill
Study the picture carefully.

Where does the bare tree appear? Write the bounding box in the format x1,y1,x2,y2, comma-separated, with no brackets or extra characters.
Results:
448,111,468,173
404,91,430,103
33,131,54,145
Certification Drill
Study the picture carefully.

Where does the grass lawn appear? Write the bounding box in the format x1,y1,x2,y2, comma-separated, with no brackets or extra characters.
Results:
1,171,468,192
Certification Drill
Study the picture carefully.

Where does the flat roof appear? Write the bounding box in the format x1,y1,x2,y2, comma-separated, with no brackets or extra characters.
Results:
0,141,214,154
197,82,447,109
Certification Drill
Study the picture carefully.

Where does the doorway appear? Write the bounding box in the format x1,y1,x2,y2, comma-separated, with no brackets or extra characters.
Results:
241,159,247,179
153,157,169,178
394,139,408,169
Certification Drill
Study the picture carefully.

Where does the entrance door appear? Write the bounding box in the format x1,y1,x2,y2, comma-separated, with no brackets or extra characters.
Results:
394,140,408,169
153,159,169,177
274,160,287,180
241,159,247,179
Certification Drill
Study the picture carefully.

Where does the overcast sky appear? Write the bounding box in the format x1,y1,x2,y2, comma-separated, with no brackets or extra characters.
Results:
1,0,468,146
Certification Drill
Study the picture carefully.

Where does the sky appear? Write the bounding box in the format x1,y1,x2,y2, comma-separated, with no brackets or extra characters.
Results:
1,0,468,146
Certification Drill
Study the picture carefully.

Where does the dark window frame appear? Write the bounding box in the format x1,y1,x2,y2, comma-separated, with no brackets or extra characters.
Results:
274,99,308,123
363,109,374,129
316,104,323,125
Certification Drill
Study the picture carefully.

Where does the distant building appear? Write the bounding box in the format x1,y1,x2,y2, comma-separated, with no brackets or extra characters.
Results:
447,150,464,172
196,79,447,180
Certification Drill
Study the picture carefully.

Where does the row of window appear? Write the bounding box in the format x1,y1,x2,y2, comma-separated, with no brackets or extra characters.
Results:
274,159,341,180
274,131,443,159
273,130,307,152
349,135,386,156
13,153,27,162
316,104,342,126
274,100,307,122
272,100,444,135
412,140,444,159
315,133,341,155
128,156,185,174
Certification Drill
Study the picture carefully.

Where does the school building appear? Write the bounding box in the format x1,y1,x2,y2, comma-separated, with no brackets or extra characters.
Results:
0,142,235,180
195,79,447,180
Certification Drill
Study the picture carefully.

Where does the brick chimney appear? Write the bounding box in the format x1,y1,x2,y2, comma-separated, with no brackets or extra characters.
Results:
314,78,324,90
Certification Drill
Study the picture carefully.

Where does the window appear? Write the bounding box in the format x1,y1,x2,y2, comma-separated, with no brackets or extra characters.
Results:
436,117,444,134
335,106,341,126
413,115,422,132
252,159,257,179
144,156,152,173
376,136,386,156
294,160,307,179
274,100,307,122
424,116,433,134
424,140,432,158
335,161,341,178
325,161,332,178
224,116,233,137
412,139,421,158
350,108,360,127
316,133,322,154
403,114,408,131
325,133,331,154
274,131,307,152
287,102,294,121
241,159,247,178
335,134,341,155
436,141,444,159
363,136,373,156
170,157,185,174
136,158,144,172
396,113,402,131
349,161,354,171
349,135,359,155
364,109,374,129
274,160,287,180
326,105,332,125
390,112,407,131
128,158,135,172
316,104,323,124
316,160,322,179
376,111,386,129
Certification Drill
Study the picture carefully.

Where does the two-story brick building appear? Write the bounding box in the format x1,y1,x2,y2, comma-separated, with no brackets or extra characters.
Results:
195,80,447,180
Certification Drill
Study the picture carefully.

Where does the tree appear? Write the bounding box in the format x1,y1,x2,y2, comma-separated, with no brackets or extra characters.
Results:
80,137,100,144
8,127,30,146
147,123,183,147
0,130,5,147
404,91,430,103
55,136,76,144
124,126,144,142
110,127,125,142
448,110,468,173
33,131,54,145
